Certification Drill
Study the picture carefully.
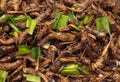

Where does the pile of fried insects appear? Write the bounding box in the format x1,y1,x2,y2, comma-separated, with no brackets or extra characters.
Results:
0,0,120,82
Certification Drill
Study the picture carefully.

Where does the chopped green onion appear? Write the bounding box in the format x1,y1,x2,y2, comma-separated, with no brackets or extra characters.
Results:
17,45,31,56
8,20,22,33
52,13,69,30
32,47,41,60
29,19,37,35
23,74,41,82
95,16,110,34
0,70,8,82
0,14,14,24
52,13,61,29
13,15,27,22
80,14,90,25
102,16,110,33
95,17,101,31
61,63,91,75
61,69,80,75
26,17,37,35
63,63,78,70
57,14,69,29
78,66,91,75
26,16,32,28
32,47,41,70
61,63,79,75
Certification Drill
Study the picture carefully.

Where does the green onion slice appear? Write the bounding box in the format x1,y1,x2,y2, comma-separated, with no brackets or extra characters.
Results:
26,17,37,35
0,70,8,82
13,15,27,22
52,13,69,30
95,16,110,34
23,74,41,82
52,13,61,29
26,16,32,28
61,63,91,75
32,47,41,60
61,69,80,75
17,45,31,56
28,19,37,35
61,63,79,75
63,63,78,70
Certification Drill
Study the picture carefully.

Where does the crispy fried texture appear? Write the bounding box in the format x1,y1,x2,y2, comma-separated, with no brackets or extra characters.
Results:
0,0,120,82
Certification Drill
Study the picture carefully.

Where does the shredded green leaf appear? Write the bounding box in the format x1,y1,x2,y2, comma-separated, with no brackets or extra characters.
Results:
52,13,69,30
17,45,31,56
32,47,41,60
0,70,8,82
95,16,110,34
23,74,41,82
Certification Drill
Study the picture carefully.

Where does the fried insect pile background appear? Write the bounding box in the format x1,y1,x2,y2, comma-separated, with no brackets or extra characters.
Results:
0,0,120,82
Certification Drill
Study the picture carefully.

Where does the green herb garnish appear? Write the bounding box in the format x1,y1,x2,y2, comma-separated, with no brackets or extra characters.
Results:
17,45,31,56
52,13,69,30
0,70,8,82
32,47,41,60
95,16,110,34
23,74,41,82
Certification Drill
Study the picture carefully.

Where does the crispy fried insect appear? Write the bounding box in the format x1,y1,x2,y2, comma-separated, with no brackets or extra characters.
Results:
0,38,15,45
0,55,15,63
0,60,22,70
38,32,76,46
11,75,23,82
